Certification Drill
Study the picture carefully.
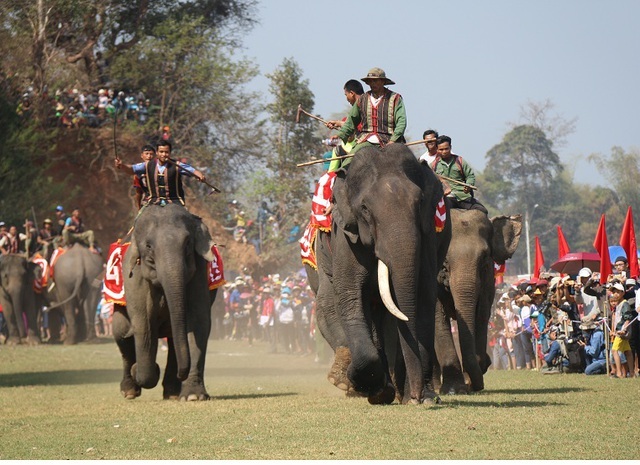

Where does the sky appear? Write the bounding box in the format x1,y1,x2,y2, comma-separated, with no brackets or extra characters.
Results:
242,0,640,186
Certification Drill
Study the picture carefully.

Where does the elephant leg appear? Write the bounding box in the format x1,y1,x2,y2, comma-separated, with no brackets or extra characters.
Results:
179,289,211,401
457,315,484,392
434,295,468,395
162,338,181,400
2,302,22,345
60,299,79,345
112,305,140,399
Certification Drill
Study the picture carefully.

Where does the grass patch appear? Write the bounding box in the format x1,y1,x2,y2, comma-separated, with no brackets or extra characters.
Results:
0,339,638,459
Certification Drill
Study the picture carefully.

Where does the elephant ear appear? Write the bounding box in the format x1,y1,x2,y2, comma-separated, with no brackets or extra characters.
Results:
332,172,360,244
195,219,216,261
127,236,140,277
491,214,523,263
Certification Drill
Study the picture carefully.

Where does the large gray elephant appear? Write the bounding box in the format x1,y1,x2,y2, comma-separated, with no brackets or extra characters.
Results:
49,243,104,344
0,254,40,345
112,204,217,401
434,209,522,394
311,144,451,404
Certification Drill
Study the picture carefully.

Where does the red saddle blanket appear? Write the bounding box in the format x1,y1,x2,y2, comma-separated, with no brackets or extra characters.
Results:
103,241,226,305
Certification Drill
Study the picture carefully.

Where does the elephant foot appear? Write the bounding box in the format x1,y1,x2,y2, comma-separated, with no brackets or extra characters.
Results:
131,363,161,389
120,379,141,400
345,387,366,398
6,337,21,346
24,335,41,346
179,384,210,402
367,383,396,405
440,380,470,395
327,346,352,391
162,379,182,400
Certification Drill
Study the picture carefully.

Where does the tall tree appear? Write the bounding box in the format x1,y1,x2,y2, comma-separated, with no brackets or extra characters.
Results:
511,98,577,149
588,146,640,215
242,58,319,250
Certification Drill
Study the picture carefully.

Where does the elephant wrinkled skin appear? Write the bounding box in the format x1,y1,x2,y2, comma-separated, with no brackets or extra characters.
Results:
0,254,40,345
112,204,217,401
310,144,451,404
434,209,522,394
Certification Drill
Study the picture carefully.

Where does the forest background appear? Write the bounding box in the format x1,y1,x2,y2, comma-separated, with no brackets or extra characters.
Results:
1,0,639,277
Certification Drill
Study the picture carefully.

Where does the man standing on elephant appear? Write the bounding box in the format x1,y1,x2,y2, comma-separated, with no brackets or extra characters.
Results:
115,141,206,207
331,68,406,165
432,135,488,214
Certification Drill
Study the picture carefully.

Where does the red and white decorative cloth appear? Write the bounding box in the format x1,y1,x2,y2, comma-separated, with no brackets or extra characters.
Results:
207,245,226,291
103,241,130,305
494,262,506,277
49,247,66,279
434,196,446,233
31,253,49,294
299,219,318,270
310,171,336,232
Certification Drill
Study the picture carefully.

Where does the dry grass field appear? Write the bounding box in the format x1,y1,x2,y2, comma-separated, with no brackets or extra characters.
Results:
1,337,639,460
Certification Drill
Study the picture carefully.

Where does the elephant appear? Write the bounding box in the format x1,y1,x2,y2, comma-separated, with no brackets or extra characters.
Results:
112,203,217,401
48,243,105,344
434,208,522,394
309,144,451,404
0,254,40,345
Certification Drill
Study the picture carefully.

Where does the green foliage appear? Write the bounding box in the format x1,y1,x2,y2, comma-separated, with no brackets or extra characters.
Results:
588,146,640,214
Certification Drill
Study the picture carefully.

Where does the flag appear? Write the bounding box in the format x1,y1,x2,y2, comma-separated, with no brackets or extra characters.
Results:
620,206,639,279
593,214,612,281
557,225,570,259
533,236,544,278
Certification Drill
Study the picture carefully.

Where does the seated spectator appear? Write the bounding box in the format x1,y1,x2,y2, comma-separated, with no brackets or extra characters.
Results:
542,325,569,372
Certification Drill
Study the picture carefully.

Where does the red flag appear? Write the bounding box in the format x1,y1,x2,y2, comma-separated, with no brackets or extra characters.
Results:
557,225,570,259
593,214,612,281
620,206,639,279
533,236,545,278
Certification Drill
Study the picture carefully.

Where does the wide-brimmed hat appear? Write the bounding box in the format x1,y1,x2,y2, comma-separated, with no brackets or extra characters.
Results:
361,67,395,85
43,218,52,224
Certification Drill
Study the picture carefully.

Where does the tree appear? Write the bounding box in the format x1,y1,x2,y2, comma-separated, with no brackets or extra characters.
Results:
511,99,577,149
588,146,640,215
483,125,563,214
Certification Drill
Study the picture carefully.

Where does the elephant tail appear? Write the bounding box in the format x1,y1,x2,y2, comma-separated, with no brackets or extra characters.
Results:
43,277,82,313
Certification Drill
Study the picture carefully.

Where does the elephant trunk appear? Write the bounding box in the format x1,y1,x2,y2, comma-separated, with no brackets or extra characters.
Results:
160,268,191,381
451,279,484,391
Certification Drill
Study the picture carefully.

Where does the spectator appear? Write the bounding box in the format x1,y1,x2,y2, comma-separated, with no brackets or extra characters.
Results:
578,320,607,375
610,282,636,378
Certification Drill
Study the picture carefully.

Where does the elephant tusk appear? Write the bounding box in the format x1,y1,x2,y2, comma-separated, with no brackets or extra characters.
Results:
377,260,409,322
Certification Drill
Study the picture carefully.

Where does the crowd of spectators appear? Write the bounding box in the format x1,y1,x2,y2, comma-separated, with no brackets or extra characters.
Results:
17,86,156,129
223,199,304,256
211,270,330,363
489,256,639,378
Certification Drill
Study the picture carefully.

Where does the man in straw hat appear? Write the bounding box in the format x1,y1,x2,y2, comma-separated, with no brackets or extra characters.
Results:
332,67,406,165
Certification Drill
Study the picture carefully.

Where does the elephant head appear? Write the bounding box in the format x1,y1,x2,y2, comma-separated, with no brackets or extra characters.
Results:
0,254,39,344
126,204,215,387
329,144,448,404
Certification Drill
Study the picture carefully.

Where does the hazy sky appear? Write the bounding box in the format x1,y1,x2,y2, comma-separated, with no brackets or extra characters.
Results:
243,0,639,185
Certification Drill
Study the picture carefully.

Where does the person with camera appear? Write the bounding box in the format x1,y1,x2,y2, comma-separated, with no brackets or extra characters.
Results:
542,325,569,373
609,282,637,378
577,320,607,375
575,267,603,321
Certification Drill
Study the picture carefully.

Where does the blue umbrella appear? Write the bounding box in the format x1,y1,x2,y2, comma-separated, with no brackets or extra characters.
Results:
609,245,626,264
608,245,640,264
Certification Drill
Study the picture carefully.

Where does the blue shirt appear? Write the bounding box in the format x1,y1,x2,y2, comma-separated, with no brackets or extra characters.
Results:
584,329,606,363
132,161,196,177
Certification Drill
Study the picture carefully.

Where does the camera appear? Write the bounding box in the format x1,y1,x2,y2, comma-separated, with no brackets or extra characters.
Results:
566,333,585,345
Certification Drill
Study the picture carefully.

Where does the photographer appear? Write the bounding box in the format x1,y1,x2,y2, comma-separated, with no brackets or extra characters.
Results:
575,267,602,321
582,271,607,323
577,320,606,375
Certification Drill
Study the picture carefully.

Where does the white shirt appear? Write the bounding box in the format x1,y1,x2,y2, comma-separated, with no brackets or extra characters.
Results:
419,150,437,167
